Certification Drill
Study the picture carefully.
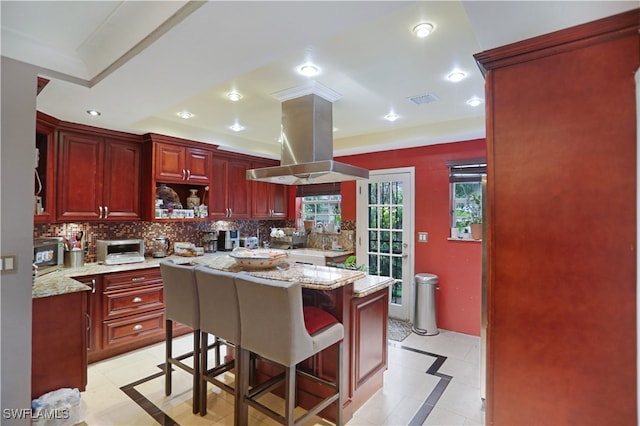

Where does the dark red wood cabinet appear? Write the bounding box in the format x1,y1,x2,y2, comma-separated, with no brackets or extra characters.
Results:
32,291,88,399
34,112,58,223
475,10,639,425
154,141,211,185
56,127,142,222
210,155,252,219
251,160,288,219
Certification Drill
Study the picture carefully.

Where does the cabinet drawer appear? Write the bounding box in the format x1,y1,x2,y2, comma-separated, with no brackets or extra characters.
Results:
103,285,164,320
104,268,161,292
103,310,164,348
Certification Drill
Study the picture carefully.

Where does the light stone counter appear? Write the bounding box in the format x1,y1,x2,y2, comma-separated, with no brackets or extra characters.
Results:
33,251,391,299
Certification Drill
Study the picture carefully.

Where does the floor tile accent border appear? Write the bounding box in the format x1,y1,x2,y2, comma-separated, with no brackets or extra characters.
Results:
120,365,179,426
388,341,453,426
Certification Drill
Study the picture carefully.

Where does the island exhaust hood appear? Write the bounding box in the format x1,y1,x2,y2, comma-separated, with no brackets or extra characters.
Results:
246,86,369,185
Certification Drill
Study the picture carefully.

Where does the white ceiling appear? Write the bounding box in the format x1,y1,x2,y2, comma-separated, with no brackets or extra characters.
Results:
2,1,636,159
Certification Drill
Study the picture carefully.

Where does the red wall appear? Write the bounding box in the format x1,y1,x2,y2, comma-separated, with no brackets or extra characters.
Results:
338,139,486,336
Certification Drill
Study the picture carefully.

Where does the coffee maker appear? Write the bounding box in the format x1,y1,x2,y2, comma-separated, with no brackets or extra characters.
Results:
218,230,240,251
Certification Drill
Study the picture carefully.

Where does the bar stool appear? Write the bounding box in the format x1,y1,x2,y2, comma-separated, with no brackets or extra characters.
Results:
159,260,201,414
193,267,241,419
235,273,344,426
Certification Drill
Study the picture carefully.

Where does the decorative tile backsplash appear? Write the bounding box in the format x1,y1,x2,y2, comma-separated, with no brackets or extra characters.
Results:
34,219,357,262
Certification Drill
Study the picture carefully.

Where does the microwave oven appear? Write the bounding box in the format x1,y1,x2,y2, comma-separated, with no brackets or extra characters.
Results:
96,239,145,265
33,237,64,276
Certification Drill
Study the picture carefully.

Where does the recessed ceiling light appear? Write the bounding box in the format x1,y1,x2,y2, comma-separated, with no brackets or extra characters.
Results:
86,109,101,117
466,97,484,107
229,123,245,132
298,62,320,77
412,23,434,38
227,92,242,102
176,111,194,119
384,113,399,122
447,71,466,82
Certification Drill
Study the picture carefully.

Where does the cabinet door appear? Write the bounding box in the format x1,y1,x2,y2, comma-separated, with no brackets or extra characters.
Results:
32,291,88,398
74,275,102,358
227,159,251,218
103,139,142,220
155,143,185,182
185,147,211,184
35,115,57,223
210,157,229,218
269,183,288,218
57,132,104,221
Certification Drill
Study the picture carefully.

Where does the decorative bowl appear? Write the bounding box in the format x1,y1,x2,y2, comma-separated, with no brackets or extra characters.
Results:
229,248,287,270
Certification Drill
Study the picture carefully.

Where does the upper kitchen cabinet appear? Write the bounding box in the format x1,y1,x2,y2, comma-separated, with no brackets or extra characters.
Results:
251,159,288,219
143,134,217,221
56,124,142,222
152,138,211,185
34,112,59,223
209,154,251,219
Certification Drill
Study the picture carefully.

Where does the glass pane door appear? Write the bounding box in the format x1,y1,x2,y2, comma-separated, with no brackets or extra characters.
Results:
357,169,414,320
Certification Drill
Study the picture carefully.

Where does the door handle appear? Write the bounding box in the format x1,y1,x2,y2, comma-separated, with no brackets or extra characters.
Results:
104,205,108,219
90,279,96,294
98,206,103,219
186,169,191,180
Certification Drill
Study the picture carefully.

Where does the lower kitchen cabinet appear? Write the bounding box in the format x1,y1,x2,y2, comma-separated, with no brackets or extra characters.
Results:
32,290,88,399
78,267,190,363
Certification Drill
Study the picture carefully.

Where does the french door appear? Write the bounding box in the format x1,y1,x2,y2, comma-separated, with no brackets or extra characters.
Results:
356,168,414,321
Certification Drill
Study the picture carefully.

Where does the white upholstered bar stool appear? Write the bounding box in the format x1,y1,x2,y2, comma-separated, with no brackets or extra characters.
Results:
193,267,241,419
159,260,201,414
235,273,344,426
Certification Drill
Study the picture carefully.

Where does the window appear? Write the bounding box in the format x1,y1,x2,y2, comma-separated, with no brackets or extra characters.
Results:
297,183,342,228
447,158,486,239
300,195,341,227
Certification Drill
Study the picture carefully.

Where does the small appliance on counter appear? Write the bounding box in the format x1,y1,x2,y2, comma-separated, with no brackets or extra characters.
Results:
218,230,240,251
201,231,217,253
96,239,145,265
149,236,171,258
245,236,259,249
33,237,65,276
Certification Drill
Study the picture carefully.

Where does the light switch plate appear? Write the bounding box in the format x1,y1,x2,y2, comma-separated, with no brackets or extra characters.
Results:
418,232,428,243
0,255,16,273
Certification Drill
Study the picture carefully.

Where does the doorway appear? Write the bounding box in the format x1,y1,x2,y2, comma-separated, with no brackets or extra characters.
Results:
356,167,415,321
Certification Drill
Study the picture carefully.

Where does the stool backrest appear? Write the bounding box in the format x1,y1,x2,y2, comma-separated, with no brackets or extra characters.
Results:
194,267,240,344
234,273,314,366
160,261,199,329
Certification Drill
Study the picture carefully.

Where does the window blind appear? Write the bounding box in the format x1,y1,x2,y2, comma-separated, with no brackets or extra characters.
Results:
446,158,486,183
296,182,341,197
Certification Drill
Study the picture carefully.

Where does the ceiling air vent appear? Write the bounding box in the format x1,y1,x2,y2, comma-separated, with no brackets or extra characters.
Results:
407,92,440,105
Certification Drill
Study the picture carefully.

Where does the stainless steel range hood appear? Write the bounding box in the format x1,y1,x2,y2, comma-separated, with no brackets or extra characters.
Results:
246,90,369,185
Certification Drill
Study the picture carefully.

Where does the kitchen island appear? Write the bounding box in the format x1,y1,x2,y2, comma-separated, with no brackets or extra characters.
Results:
33,252,392,422
191,254,392,423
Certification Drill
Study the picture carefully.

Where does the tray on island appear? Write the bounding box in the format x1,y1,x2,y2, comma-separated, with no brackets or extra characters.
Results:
229,248,288,270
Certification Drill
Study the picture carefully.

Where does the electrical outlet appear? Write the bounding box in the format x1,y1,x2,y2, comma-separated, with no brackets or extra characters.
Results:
418,232,429,243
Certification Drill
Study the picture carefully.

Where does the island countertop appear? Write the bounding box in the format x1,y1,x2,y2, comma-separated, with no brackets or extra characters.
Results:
33,252,392,299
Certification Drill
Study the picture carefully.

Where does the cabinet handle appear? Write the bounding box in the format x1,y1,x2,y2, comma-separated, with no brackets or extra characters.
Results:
186,169,191,180
182,169,187,180
104,205,109,219
131,277,145,282
86,312,91,350
132,324,143,331
132,297,142,303
90,279,96,294
98,206,103,219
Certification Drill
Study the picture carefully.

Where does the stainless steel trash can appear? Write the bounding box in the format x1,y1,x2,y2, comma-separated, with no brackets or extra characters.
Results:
412,273,439,336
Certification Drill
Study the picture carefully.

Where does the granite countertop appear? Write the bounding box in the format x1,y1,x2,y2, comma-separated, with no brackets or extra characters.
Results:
33,251,391,299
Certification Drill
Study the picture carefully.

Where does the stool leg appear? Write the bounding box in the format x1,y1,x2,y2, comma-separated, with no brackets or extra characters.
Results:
200,331,208,416
236,348,250,426
165,319,172,396
336,341,343,426
193,330,201,415
285,365,295,426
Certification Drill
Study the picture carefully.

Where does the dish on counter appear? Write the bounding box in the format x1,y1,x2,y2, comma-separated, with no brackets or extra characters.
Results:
229,248,287,270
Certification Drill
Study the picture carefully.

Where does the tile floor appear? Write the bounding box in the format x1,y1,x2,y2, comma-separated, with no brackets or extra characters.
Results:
78,330,484,425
